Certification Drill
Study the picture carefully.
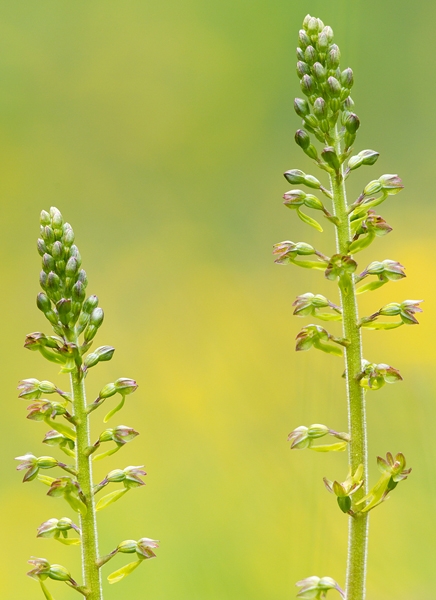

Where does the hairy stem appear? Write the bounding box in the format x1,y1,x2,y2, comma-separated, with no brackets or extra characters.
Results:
70,338,103,600
330,130,369,600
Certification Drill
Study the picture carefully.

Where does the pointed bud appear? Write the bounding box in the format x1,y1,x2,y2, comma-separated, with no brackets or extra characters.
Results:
294,98,310,118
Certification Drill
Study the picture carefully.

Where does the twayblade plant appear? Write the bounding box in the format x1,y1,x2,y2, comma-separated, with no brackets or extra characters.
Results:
16,207,158,600
275,15,420,600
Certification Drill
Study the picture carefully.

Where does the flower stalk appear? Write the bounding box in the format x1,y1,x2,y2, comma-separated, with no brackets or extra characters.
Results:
278,15,418,599
17,207,158,599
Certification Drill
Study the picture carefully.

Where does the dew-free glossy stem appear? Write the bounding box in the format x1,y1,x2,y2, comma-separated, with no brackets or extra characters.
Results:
70,340,103,600
330,130,369,600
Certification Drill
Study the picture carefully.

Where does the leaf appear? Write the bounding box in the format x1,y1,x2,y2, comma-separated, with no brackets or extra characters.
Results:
297,208,323,232
37,474,56,486
65,493,87,516
293,259,328,271
108,560,143,584
310,441,348,452
348,232,375,254
355,280,387,295
360,321,403,330
96,488,129,512
103,396,125,423
39,581,56,600
93,446,121,462
56,537,81,546
313,341,343,356
44,417,76,441
315,312,342,322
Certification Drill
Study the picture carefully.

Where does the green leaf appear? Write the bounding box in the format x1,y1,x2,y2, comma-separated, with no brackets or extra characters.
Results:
65,492,87,516
292,259,328,271
360,321,403,330
93,446,121,462
56,537,81,546
315,312,342,322
108,559,143,584
310,441,348,452
104,396,125,423
297,208,323,232
39,581,56,600
337,496,352,513
37,474,56,486
313,340,343,356
44,417,76,441
348,232,375,254
96,488,129,511
355,280,387,295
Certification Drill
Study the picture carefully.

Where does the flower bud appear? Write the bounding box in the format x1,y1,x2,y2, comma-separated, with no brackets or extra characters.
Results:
312,61,327,82
90,307,104,327
313,97,327,119
84,345,115,369
42,253,55,273
40,210,51,225
304,45,317,65
326,76,341,98
321,147,340,170
118,540,138,553
345,112,360,134
340,67,354,89
348,149,379,171
379,173,403,195
298,29,310,49
72,281,86,303
326,44,340,68
283,189,306,208
65,256,78,277
83,295,99,313
99,383,117,399
295,129,310,150
114,378,138,395
51,241,63,259
36,293,51,314
296,61,310,78
300,74,315,96
294,97,310,118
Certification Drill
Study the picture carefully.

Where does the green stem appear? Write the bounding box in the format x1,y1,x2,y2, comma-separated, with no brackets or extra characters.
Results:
70,340,103,600
330,129,369,600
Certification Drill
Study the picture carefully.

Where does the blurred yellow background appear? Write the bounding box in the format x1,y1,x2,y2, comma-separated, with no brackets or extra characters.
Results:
0,1,435,598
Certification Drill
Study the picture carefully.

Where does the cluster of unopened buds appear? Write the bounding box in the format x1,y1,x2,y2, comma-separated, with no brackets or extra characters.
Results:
16,206,158,599
275,14,419,598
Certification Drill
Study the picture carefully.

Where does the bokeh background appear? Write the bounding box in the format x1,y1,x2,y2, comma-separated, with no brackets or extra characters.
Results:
0,0,435,598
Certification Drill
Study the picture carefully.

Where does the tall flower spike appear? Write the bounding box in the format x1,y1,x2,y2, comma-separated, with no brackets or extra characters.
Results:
276,15,417,600
18,206,158,600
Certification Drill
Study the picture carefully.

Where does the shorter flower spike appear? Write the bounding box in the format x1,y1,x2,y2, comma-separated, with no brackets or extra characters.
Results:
288,424,349,451
323,465,364,514
296,575,345,599
356,360,402,390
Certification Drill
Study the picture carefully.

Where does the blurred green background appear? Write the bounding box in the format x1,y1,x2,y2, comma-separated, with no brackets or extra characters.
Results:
0,0,435,598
